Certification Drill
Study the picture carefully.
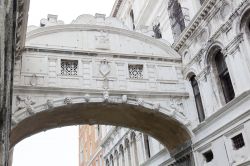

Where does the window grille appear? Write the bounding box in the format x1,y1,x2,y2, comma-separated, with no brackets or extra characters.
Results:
232,133,245,150
61,59,78,76
128,64,143,79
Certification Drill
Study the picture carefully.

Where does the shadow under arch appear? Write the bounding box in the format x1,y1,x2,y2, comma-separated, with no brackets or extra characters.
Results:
10,98,192,155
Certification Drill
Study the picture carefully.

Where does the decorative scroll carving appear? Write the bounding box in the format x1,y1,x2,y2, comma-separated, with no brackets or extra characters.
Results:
84,94,90,102
16,96,36,114
103,91,109,102
122,95,128,103
64,97,72,105
46,100,54,109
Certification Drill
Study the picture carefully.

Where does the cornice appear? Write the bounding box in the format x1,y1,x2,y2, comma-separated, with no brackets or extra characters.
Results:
14,86,189,98
175,0,249,53
26,24,180,59
173,0,217,52
222,33,244,56
23,46,182,63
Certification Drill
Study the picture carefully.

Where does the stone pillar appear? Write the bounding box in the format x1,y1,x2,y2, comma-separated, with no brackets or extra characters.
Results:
223,34,250,96
0,0,17,165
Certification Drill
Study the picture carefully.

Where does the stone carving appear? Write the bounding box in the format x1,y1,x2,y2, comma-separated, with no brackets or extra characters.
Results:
16,96,36,114
99,59,111,77
153,103,160,111
152,17,162,39
137,98,144,106
64,97,72,105
46,100,54,109
103,91,109,102
95,30,110,50
30,74,37,86
122,95,127,103
169,98,185,117
99,59,111,90
84,94,90,102
153,23,162,39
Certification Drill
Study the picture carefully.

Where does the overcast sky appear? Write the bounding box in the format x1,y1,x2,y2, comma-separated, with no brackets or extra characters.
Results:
13,0,116,166
28,0,116,26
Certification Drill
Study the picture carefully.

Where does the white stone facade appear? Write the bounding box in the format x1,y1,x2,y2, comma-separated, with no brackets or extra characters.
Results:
11,0,250,166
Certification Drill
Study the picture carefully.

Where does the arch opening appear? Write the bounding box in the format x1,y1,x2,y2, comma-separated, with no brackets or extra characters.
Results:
11,101,191,155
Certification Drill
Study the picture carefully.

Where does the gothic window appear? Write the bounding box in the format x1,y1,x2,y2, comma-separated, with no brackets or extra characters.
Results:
130,9,135,30
125,139,132,166
232,133,245,150
119,145,125,166
110,155,114,166
214,51,235,103
131,132,139,165
190,75,205,122
128,64,143,79
61,59,78,76
203,150,213,162
168,0,186,41
106,159,110,166
143,134,151,159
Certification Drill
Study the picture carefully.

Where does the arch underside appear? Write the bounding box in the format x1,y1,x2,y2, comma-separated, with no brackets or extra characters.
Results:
10,102,191,153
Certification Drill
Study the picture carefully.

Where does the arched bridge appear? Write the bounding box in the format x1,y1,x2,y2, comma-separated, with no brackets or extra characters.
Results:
11,14,194,154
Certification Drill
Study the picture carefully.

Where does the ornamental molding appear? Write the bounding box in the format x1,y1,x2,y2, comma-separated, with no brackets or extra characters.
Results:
222,33,244,56
174,0,249,52
196,65,211,82
12,94,191,129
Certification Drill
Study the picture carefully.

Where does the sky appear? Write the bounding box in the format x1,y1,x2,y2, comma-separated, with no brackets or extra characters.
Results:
13,0,116,166
28,0,116,26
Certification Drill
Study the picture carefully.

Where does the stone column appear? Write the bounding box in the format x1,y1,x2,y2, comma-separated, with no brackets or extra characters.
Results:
0,0,17,165
222,34,250,96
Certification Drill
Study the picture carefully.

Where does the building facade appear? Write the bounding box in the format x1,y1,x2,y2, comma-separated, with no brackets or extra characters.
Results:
79,125,104,166
2,0,250,166
80,0,250,166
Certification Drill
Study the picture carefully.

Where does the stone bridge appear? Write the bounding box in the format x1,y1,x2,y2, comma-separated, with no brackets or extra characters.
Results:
11,14,196,154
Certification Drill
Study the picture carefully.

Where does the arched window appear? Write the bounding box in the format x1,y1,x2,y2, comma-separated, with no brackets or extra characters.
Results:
125,139,132,166
131,132,139,165
143,134,151,159
130,9,135,30
106,159,110,166
168,0,186,41
110,155,114,166
114,150,119,166
190,75,205,122
119,145,125,166
214,51,235,103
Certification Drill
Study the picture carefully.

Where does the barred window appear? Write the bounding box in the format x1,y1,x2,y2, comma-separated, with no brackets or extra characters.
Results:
61,59,78,76
128,64,143,79
232,133,245,150
203,150,213,162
